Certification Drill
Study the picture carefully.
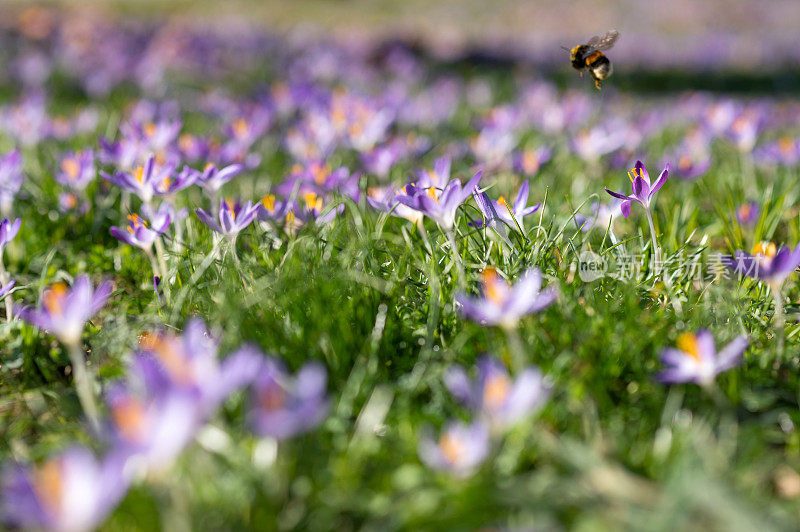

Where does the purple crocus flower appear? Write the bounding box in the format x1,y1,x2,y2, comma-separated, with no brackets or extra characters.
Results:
721,242,800,290
485,181,540,230
736,201,760,226
56,150,95,192
133,319,262,415
19,275,112,347
1,446,129,532
512,146,551,177
658,331,748,386
415,156,452,189
100,155,175,205
367,185,425,226
195,199,260,238
444,356,550,430
247,355,329,440
0,280,15,300
105,381,204,473
418,420,489,477
671,153,711,181
574,200,623,233
456,267,557,329
0,150,24,214
605,160,670,218
0,218,21,252
109,212,169,250
257,194,291,222
195,163,243,195
395,171,482,231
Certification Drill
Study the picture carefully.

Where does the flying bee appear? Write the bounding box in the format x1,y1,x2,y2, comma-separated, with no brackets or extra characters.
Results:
564,30,619,90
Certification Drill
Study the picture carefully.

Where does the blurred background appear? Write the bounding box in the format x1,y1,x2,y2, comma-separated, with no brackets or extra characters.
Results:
0,0,796,93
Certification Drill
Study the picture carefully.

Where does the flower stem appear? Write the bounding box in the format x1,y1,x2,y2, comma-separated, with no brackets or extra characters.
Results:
154,237,171,300
644,207,661,274
504,326,527,372
774,287,785,358
0,257,12,321
445,228,465,287
67,342,100,435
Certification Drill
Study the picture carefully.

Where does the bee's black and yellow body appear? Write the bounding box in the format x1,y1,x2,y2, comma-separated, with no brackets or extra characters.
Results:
567,32,618,90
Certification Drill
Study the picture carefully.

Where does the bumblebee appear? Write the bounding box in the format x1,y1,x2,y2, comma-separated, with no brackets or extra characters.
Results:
565,30,619,89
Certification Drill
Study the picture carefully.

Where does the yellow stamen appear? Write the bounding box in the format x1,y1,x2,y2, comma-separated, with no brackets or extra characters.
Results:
483,374,511,411
144,122,157,138
33,459,63,514
259,385,286,410
145,334,193,384
179,133,195,151
232,118,248,138
752,241,777,258
60,157,80,180
43,283,68,315
481,268,505,304
779,136,794,154
303,192,322,211
676,332,701,360
133,166,144,183
112,397,147,443
261,194,276,211
628,166,643,183
426,187,439,203
439,432,464,465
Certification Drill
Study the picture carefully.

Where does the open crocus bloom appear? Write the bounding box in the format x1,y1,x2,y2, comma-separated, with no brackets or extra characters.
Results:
246,354,329,440
472,181,540,231
395,172,482,231
133,319,262,415
1,447,129,532
105,382,202,474
658,330,748,386
721,241,800,290
195,199,260,237
19,275,112,347
110,212,169,250
605,160,669,218
101,155,175,205
444,356,550,429
456,267,557,329
418,421,489,477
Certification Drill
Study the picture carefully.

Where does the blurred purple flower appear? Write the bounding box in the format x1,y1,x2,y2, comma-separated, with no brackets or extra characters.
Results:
195,199,259,237
0,218,21,252
0,150,24,214
19,275,112,347
247,355,329,440
418,420,489,477
133,318,262,415
456,267,557,329
721,242,800,290
476,181,540,230
512,146,551,176
1,446,129,532
658,330,748,386
395,171,482,231
574,200,623,233
736,201,760,226
101,155,175,205
196,163,242,196
56,150,95,192
445,356,550,430
110,212,169,250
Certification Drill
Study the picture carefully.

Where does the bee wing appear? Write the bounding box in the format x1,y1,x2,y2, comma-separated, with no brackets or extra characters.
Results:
593,30,619,51
585,35,600,47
